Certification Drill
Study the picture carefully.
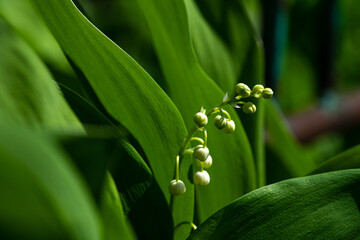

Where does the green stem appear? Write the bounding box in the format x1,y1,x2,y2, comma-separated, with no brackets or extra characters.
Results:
174,222,198,233
169,102,232,213
203,129,208,147
175,155,180,181
190,137,204,145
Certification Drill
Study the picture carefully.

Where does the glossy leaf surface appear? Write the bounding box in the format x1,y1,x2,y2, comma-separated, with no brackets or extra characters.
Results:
189,169,360,240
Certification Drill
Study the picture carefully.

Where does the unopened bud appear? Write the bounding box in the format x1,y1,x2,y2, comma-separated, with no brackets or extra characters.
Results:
243,102,256,114
193,145,210,162
251,84,264,98
223,120,235,134
235,83,251,98
193,171,210,186
193,112,208,127
214,115,227,129
261,88,273,99
196,155,212,168
169,180,186,195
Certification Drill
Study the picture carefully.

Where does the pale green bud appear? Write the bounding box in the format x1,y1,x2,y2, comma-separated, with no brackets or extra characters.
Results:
261,88,273,99
193,145,210,162
235,83,251,98
193,170,210,186
214,115,227,129
169,179,186,195
243,102,256,114
251,84,264,98
193,112,208,127
196,155,212,168
223,120,235,134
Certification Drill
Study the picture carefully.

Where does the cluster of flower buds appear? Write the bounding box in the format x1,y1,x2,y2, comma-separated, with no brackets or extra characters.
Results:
169,83,273,195
232,83,273,114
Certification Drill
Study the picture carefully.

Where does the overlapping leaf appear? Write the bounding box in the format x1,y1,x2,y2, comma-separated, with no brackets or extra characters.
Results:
185,0,236,92
100,173,135,240
28,1,193,226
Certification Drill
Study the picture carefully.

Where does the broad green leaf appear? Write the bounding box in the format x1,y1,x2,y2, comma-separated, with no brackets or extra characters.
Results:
28,0,193,226
0,125,101,240
137,0,256,224
188,169,360,239
312,145,360,174
0,20,81,131
265,100,315,179
186,0,236,92
100,173,135,240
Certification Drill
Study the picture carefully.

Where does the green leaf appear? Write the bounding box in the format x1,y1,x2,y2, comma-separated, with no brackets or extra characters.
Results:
60,135,114,204
100,173,135,240
0,0,70,72
0,125,101,240
265,100,315,179
0,20,81,131
188,169,360,239
312,145,360,174
59,128,173,240
57,78,174,239
186,0,236,92
28,0,192,224
111,139,174,240
137,0,256,224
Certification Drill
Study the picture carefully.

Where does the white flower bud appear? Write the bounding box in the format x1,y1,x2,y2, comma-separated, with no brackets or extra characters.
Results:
193,112,208,127
193,145,210,162
235,83,251,98
251,84,264,98
243,102,256,114
169,179,186,195
261,88,273,99
223,120,235,134
214,115,227,129
196,155,212,168
193,171,210,186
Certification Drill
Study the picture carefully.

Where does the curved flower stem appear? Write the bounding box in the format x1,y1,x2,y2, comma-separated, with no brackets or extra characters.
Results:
202,129,208,147
174,221,198,233
190,137,205,145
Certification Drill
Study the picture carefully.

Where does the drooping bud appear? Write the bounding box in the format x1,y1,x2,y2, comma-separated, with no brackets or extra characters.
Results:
193,112,208,127
235,83,251,98
243,102,256,114
251,84,264,98
193,171,210,186
223,120,235,134
214,115,227,129
196,155,212,168
169,180,186,195
261,88,273,99
193,145,210,162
